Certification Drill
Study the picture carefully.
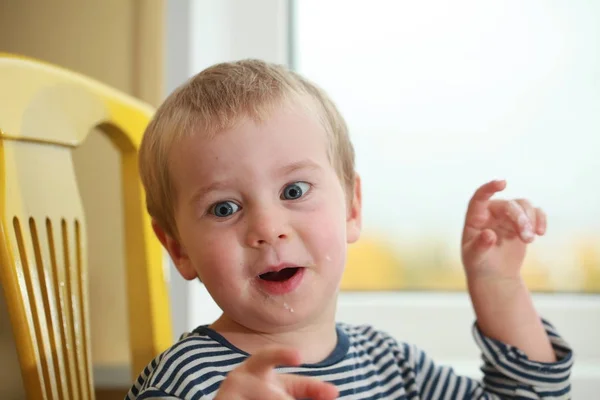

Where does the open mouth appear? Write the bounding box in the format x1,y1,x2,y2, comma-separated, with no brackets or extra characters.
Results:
259,267,300,282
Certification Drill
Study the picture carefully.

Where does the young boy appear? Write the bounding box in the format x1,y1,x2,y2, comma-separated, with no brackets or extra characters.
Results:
127,60,573,399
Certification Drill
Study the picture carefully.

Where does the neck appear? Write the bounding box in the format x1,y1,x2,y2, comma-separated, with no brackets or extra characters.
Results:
209,315,338,364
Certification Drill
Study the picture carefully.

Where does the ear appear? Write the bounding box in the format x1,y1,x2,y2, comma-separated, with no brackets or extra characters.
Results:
346,174,362,244
152,219,198,281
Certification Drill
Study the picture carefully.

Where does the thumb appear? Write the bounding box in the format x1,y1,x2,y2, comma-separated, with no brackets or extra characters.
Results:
463,229,496,264
279,374,339,400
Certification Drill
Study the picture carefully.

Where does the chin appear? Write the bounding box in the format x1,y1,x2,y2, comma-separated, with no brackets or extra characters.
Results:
251,305,319,331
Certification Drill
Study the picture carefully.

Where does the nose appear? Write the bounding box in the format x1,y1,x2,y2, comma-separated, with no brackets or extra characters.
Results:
244,206,290,248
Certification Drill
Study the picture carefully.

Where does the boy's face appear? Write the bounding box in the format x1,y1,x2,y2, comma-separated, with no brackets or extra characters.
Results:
155,103,362,332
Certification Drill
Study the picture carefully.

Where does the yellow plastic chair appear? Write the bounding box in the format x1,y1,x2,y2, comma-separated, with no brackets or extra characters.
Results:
0,54,173,399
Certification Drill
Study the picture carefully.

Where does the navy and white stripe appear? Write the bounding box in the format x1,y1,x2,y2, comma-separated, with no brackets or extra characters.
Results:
126,319,573,399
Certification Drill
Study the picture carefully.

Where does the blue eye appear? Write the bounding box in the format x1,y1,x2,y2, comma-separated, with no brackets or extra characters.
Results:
211,201,240,217
281,182,310,200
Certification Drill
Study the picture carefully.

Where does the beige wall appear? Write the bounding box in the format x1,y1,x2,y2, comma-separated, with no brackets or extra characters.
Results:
71,130,131,367
0,0,164,396
0,0,164,105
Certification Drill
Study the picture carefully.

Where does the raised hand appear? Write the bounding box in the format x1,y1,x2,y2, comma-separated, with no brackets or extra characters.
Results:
461,179,546,281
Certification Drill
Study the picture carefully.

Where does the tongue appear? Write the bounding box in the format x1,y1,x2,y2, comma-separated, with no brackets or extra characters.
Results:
260,268,298,282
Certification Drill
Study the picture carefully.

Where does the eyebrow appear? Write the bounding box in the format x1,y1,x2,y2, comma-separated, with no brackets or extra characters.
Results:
188,181,232,206
278,159,322,176
188,159,322,205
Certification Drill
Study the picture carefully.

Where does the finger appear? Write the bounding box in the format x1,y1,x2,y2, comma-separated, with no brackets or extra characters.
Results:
499,200,535,242
534,207,547,235
280,374,339,400
514,198,537,225
511,199,547,237
465,180,507,226
242,346,301,376
463,228,497,265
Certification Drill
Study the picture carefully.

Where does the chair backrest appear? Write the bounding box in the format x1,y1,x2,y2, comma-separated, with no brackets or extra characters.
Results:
0,54,173,399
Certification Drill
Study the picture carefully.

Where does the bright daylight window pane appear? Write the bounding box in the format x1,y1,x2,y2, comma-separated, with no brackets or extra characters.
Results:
294,0,600,292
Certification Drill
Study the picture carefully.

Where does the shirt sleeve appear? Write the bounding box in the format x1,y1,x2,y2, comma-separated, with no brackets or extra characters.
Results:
411,318,573,399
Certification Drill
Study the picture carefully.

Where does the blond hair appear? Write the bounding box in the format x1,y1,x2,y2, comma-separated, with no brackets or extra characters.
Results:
139,59,355,237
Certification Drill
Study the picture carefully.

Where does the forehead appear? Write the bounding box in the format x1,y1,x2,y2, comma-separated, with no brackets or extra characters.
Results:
168,104,331,190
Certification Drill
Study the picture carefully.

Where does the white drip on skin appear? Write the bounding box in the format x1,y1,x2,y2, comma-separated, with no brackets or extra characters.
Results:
283,302,295,313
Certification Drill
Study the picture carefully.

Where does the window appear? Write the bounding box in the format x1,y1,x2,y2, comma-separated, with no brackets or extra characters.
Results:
293,0,600,293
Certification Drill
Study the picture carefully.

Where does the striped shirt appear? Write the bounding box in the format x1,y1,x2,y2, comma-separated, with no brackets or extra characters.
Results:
126,319,573,399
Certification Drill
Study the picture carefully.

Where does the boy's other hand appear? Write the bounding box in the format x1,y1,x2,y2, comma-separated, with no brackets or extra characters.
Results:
461,179,546,282
215,345,339,400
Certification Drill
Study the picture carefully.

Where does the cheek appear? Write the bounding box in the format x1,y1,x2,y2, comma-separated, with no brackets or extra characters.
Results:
300,199,348,267
186,226,242,281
